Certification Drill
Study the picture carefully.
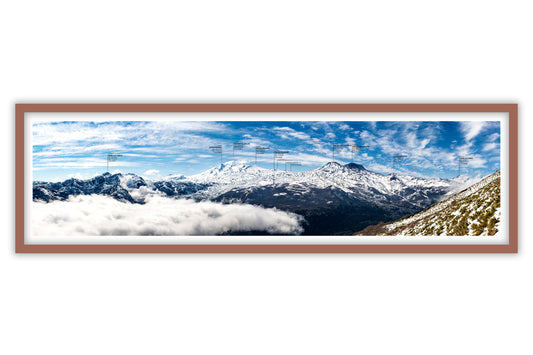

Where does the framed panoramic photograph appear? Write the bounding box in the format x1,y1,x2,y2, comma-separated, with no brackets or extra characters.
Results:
15,104,518,253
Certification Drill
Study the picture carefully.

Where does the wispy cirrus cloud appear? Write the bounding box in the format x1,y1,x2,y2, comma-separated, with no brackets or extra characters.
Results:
33,157,138,170
460,121,486,142
273,126,311,140
32,119,501,180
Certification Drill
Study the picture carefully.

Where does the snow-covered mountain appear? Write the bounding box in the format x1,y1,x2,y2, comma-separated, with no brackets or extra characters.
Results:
33,161,475,235
180,160,470,205
33,173,141,204
356,170,501,236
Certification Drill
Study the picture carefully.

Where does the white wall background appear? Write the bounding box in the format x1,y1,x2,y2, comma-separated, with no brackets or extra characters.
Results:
1,1,531,354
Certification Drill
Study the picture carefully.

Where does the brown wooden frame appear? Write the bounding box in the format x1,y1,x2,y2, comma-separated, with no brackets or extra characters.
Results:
15,103,518,253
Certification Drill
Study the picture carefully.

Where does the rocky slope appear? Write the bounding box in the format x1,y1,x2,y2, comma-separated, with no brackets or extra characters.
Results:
355,170,501,236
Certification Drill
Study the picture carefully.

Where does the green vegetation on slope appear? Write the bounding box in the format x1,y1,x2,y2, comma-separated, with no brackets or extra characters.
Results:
355,171,501,236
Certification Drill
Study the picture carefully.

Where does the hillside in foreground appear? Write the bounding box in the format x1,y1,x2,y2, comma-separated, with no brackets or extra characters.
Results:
355,170,501,236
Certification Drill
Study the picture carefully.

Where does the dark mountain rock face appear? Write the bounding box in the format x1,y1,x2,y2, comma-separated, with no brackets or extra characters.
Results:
153,181,212,197
344,163,366,171
214,183,429,235
33,173,137,203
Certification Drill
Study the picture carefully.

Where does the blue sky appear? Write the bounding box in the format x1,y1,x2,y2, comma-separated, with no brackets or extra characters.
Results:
32,120,501,181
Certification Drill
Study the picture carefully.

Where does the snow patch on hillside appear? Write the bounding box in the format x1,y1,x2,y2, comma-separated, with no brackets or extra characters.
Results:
379,170,500,236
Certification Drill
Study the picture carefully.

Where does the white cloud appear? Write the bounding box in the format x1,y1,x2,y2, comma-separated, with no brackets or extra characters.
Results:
32,121,229,158
273,127,310,140
487,132,500,142
345,136,355,145
365,161,393,175
143,169,160,176
32,122,125,146
460,121,486,142
288,152,332,165
483,142,499,152
33,157,137,170
67,172,83,179
469,156,487,168
32,195,304,236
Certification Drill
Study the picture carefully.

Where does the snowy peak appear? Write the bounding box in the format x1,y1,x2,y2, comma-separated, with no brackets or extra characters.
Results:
188,160,269,183
317,161,344,172
197,160,256,174
317,162,368,174
213,160,257,172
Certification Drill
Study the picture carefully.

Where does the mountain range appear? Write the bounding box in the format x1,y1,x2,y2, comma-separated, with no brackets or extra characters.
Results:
33,161,475,235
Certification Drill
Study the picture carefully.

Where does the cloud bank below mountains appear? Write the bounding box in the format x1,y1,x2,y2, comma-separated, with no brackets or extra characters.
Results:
32,195,304,236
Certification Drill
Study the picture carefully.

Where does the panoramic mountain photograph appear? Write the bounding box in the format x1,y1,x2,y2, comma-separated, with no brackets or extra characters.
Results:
31,119,501,238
